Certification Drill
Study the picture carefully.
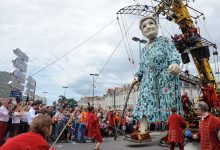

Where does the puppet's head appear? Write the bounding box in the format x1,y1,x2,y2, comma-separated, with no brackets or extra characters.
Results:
139,16,158,40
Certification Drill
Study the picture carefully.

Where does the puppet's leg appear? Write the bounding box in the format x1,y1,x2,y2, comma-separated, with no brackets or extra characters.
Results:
129,116,151,141
139,115,148,133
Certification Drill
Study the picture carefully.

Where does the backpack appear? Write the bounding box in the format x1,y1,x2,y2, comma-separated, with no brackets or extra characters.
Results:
185,129,192,137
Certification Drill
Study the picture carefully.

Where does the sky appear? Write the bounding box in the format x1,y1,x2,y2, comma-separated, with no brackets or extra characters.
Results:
0,0,220,105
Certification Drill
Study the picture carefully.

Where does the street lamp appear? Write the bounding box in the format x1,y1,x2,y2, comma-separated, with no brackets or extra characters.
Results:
43,92,48,105
62,86,68,97
89,73,98,105
132,37,147,59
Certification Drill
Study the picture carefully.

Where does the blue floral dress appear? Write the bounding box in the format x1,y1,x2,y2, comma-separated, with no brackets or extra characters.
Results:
132,36,183,122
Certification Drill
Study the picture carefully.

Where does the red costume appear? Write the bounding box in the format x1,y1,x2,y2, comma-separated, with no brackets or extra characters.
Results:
168,112,186,150
108,110,115,132
202,85,219,109
195,114,220,150
86,112,102,143
0,131,53,150
181,94,190,113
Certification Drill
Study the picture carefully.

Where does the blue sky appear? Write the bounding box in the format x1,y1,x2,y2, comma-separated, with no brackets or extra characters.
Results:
0,0,220,105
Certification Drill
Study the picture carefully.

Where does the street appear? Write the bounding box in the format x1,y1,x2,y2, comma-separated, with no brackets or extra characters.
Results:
52,132,200,150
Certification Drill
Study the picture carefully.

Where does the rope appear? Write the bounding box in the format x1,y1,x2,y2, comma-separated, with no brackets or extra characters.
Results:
117,16,135,77
122,15,135,66
83,15,139,97
119,15,133,66
197,18,214,42
83,36,123,97
50,106,80,149
190,0,213,41
31,18,116,77
158,21,171,37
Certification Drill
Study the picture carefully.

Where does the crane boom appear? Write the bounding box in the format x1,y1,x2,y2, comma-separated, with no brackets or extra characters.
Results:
155,0,218,92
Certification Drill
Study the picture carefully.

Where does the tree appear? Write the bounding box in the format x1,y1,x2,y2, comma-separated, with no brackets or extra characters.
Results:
67,98,78,108
58,95,78,108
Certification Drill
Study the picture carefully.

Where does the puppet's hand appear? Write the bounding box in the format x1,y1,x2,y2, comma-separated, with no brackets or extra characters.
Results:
132,77,140,85
168,64,181,76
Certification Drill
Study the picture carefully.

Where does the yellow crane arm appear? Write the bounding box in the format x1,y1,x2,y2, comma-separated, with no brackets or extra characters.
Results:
155,0,218,92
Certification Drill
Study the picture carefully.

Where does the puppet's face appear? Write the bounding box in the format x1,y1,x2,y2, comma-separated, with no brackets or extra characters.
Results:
141,19,158,40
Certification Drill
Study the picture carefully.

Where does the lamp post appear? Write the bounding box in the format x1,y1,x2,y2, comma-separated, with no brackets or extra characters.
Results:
43,91,48,105
62,86,68,97
132,37,147,60
89,73,98,105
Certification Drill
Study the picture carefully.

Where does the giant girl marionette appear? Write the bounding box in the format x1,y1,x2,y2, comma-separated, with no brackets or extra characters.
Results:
131,16,183,140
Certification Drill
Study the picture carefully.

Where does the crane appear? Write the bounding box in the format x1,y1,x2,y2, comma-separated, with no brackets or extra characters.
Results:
117,0,219,102
154,0,218,92
116,1,219,145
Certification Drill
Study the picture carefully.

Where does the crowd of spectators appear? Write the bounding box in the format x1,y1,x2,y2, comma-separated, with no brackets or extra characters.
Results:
0,98,169,146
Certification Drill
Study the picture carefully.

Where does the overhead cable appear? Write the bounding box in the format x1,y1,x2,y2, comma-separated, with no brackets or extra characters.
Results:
31,18,116,77
83,16,139,97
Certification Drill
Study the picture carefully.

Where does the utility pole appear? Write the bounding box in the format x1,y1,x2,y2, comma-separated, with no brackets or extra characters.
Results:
43,91,48,104
33,82,37,101
62,86,68,97
89,73,98,105
132,37,147,60
113,90,116,110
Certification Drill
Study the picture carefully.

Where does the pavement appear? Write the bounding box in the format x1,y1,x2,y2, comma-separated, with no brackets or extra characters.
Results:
51,131,200,150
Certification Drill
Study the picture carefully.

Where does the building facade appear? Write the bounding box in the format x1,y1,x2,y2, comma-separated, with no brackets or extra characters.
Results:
0,71,43,103
0,71,11,98
79,80,201,110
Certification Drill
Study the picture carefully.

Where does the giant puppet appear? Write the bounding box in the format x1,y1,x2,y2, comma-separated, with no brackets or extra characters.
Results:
131,16,183,139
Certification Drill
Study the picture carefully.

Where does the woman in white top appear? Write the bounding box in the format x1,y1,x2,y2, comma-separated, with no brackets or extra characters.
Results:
20,105,29,133
11,105,23,137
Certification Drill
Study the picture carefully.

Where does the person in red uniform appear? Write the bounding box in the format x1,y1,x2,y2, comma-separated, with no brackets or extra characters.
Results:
108,109,115,136
181,92,191,114
201,83,219,110
86,106,102,150
168,107,186,150
193,101,220,150
0,115,55,150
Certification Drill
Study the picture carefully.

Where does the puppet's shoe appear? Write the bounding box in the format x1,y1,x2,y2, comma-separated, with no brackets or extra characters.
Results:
125,130,151,142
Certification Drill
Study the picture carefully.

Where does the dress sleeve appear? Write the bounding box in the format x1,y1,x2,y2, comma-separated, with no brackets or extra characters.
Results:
163,37,181,65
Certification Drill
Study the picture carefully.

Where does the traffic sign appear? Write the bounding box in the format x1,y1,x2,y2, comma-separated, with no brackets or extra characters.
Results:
27,82,36,90
11,69,26,83
25,89,35,96
27,76,36,85
8,80,24,91
13,48,29,62
12,57,27,72
10,91,22,98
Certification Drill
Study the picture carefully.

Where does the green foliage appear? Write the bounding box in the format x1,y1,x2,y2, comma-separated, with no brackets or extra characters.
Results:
58,95,78,108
